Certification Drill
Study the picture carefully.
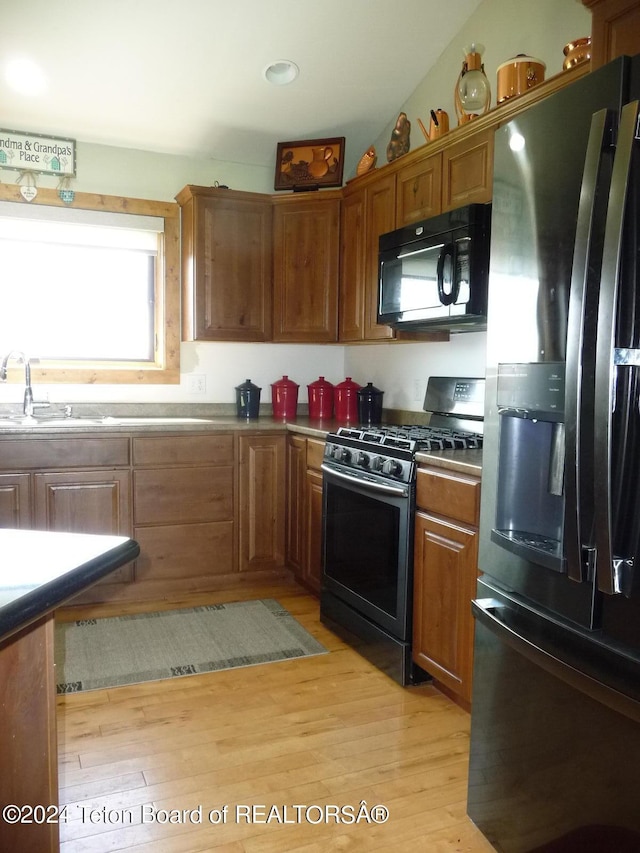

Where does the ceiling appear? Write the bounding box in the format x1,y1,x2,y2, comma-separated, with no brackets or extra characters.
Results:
1,0,482,177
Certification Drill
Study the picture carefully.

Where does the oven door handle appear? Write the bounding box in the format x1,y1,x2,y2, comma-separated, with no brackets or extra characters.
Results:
321,463,410,497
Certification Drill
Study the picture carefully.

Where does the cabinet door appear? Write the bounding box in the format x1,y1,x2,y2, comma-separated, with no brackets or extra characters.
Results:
585,0,640,67
442,128,493,212
286,435,307,575
133,521,235,582
272,196,340,342
396,153,442,226
0,473,31,528
304,468,324,595
238,434,286,571
34,470,133,582
179,188,273,342
364,173,396,340
339,188,367,342
413,511,479,707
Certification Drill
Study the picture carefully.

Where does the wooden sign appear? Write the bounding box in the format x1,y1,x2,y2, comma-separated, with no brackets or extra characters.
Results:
0,128,76,176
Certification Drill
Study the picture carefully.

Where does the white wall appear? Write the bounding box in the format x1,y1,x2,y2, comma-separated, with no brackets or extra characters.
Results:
345,333,488,411
373,0,591,157
0,0,591,411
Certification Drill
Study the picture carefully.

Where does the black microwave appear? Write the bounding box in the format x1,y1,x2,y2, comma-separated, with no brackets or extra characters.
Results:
378,203,491,332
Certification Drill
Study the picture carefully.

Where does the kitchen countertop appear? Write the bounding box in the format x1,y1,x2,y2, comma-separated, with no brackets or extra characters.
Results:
0,410,333,435
415,447,482,476
0,529,140,645
0,411,482,474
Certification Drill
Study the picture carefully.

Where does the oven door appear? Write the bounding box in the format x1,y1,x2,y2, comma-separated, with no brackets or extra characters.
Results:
321,461,414,642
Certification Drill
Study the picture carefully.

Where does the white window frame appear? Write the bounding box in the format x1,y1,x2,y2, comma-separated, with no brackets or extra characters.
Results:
0,184,180,384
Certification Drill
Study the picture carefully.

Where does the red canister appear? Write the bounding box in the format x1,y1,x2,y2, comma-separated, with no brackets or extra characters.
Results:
334,377,361,423
271,375,299,420
307,376,334,420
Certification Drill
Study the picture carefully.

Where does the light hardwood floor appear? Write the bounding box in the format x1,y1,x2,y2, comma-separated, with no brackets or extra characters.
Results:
55,577,495,852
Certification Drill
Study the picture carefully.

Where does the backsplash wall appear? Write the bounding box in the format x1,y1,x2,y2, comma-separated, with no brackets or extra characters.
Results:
345,333,488,412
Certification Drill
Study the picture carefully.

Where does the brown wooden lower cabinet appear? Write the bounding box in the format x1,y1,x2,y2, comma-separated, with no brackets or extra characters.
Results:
0,472,30,527
133,521,235,582
238,433,286,572
286,434,307,574
305,467,324,593
412,465,481,709
34,469,133,584
0,428,302,604
132,433,237,586
286,435,324,595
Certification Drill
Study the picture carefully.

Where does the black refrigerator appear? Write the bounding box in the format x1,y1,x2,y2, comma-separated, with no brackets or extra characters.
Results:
467,56,640,851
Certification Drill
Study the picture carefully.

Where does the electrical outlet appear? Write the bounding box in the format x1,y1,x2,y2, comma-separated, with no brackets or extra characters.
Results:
413,379,424,403
187,374,206,395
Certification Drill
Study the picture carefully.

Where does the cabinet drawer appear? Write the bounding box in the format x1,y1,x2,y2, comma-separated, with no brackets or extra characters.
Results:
306,438,325,471
0,437,130,470
134,465,233,524
133,521,234,580
416,467,480,526
133,433,234,466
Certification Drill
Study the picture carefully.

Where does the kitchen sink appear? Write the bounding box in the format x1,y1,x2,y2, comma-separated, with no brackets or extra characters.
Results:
99,416,216,425
0,415,217,428
0,416,107,427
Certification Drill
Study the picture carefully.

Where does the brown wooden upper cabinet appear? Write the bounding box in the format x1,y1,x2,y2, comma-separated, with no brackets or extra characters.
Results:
396,151,443,225
442,127,493,212
583,0,640,68
272,192,341,342
339,171,395,342
176,185,273,342
176,68,596,347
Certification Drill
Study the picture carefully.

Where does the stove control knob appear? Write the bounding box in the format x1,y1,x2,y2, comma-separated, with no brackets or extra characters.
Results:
338,447,352,463
382,459,402,477
371,456,384,472
356,452,370,468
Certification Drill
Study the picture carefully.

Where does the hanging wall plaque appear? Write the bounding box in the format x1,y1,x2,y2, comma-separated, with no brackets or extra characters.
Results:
0,128,76,177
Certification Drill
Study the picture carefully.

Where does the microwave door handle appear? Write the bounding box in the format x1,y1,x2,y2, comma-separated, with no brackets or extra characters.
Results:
565,108,611,583
594,99,639,597
437,243,456,306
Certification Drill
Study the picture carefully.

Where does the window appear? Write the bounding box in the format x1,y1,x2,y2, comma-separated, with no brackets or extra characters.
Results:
0,186,180,384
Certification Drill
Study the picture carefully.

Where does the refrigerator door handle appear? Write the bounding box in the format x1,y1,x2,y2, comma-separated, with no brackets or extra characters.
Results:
565,108,611,582
594,99,639,597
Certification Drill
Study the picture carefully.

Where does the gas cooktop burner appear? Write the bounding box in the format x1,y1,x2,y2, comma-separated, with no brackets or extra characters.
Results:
323,377,485,484
335,424,483,451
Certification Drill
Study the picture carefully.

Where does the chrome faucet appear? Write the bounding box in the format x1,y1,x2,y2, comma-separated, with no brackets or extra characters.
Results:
0,351,49,418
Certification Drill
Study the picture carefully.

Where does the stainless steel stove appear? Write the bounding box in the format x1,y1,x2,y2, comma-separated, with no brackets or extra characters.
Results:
320,377,484,685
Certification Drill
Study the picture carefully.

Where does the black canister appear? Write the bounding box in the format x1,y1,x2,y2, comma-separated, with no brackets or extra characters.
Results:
235,379,261,419
357,382,384,425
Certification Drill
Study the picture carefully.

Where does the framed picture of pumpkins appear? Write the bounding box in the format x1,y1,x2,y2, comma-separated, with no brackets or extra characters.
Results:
274,137,345,190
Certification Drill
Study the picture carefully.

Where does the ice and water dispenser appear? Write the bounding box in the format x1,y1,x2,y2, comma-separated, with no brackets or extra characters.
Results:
492,363,567,573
